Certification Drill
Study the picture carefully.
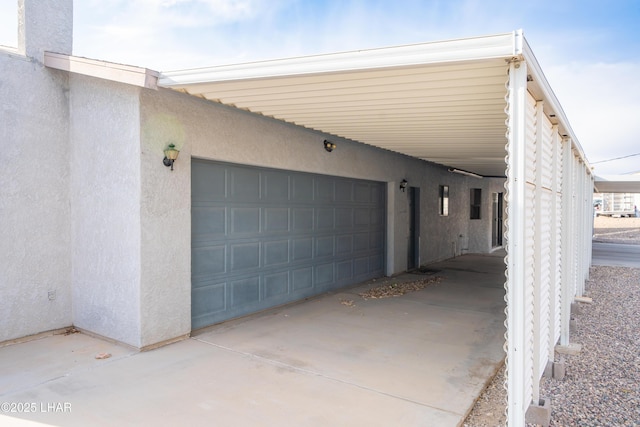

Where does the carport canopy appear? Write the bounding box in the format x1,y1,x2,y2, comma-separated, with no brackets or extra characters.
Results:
594,175,640,193
158,30,579,178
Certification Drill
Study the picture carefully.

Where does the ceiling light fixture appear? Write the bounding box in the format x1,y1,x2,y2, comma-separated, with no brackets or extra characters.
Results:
323,140,336,152
448,168,482,179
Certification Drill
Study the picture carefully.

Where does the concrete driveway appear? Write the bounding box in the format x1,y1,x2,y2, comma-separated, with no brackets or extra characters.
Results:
0,253,506,427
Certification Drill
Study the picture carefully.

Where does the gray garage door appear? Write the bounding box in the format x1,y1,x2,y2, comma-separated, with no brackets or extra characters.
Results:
191,159,386,330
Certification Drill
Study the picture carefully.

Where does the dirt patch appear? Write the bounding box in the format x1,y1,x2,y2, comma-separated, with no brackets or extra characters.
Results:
358,277,442,299
463,364,507,427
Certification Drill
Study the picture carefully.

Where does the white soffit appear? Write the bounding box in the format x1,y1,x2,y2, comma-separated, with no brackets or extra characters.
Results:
159,31,584,177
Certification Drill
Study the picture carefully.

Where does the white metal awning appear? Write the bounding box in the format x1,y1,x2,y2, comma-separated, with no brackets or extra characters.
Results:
594,175,640,193
159,30,585,178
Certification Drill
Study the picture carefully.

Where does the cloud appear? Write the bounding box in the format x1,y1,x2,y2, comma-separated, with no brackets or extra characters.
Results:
545,60,640,174
72,0,287,69
0,1,17,48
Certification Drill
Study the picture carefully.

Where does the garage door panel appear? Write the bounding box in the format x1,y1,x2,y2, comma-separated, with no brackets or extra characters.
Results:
229,168,260,201
292,267,313,290
370,231,384,249
192,245,226,277
316,178,335,202
336,182,354,201
292,238,313,260
230,242,260,271
337,260,353,280
336,208,354,228
371,185,384,204
192,167,226,202
231,277,260,307
316,236,335,258
369,254,384,274
192,206,226,240
371,208,384,226
192,282,226,314
264,240,289,266
315,263,335,285
354,233,369,251
292,175,314,201
293,208,313,231
192,159,385,329
337,235,353,254
354,257,369,276
354,208,370,226
355,183,371,203
264,208,289,232
263,172,290,201
231,208,260,234
316,208,335,229
263,272,289,299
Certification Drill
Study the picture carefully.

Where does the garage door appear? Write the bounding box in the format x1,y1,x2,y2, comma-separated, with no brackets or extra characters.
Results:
191,159,386,329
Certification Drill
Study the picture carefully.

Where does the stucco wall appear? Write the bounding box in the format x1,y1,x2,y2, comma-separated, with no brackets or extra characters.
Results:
0,50,72,342
18,0,72,58
69,74,142,347
139,87,503,288
139,93,192,348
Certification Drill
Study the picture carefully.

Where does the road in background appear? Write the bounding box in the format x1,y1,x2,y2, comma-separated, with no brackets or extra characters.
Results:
592,242,640,268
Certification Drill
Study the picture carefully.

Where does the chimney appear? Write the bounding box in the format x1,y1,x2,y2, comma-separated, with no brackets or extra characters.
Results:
18,0,73,59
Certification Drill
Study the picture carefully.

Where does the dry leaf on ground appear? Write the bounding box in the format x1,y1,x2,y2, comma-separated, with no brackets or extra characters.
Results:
359,277,442,299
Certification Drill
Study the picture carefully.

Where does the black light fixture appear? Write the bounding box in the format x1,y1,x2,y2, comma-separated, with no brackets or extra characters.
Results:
323,140,336,152
399,179,408,192
163,143,180,171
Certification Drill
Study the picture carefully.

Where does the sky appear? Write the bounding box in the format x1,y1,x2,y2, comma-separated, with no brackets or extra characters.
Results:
1,0,639,175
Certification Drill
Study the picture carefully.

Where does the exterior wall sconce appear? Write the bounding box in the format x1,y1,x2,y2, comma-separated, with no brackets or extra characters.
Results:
399,179,408,192
163,144,180,171
324,140,336,152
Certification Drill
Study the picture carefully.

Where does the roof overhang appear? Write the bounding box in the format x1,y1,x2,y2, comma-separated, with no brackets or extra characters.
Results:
45,52,159,89
159,31,587,178
594,175,640,193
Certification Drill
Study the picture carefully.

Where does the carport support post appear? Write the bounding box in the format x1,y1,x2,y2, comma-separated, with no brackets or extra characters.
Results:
560,138,574,347
505,56,528,427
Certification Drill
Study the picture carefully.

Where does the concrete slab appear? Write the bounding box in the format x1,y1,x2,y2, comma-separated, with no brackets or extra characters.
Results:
556,343,583,355
0,254,506,427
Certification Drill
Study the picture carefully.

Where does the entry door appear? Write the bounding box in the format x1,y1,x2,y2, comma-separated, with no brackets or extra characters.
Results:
492,192,504,247
407,187,420,270
191,159,386,329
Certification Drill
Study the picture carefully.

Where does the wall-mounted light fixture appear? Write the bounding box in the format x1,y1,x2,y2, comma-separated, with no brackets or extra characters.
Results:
399,179,408,192
163,143,180,171
448,168,482,179
323,140,336,152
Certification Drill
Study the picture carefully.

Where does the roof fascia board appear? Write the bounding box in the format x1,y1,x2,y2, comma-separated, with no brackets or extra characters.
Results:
159,32,518,87
520,39,589,169
44,52,159,89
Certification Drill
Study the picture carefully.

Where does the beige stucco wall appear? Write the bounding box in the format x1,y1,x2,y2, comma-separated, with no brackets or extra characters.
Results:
69,74,143,347
0,0,74,343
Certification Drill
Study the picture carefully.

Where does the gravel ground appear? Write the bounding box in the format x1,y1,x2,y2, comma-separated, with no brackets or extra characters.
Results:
592,216,640,244
464,217,640,426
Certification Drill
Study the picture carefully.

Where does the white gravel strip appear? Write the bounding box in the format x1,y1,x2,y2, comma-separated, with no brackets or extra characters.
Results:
465,218,640,426
465,265,640,426
538,265,640,426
